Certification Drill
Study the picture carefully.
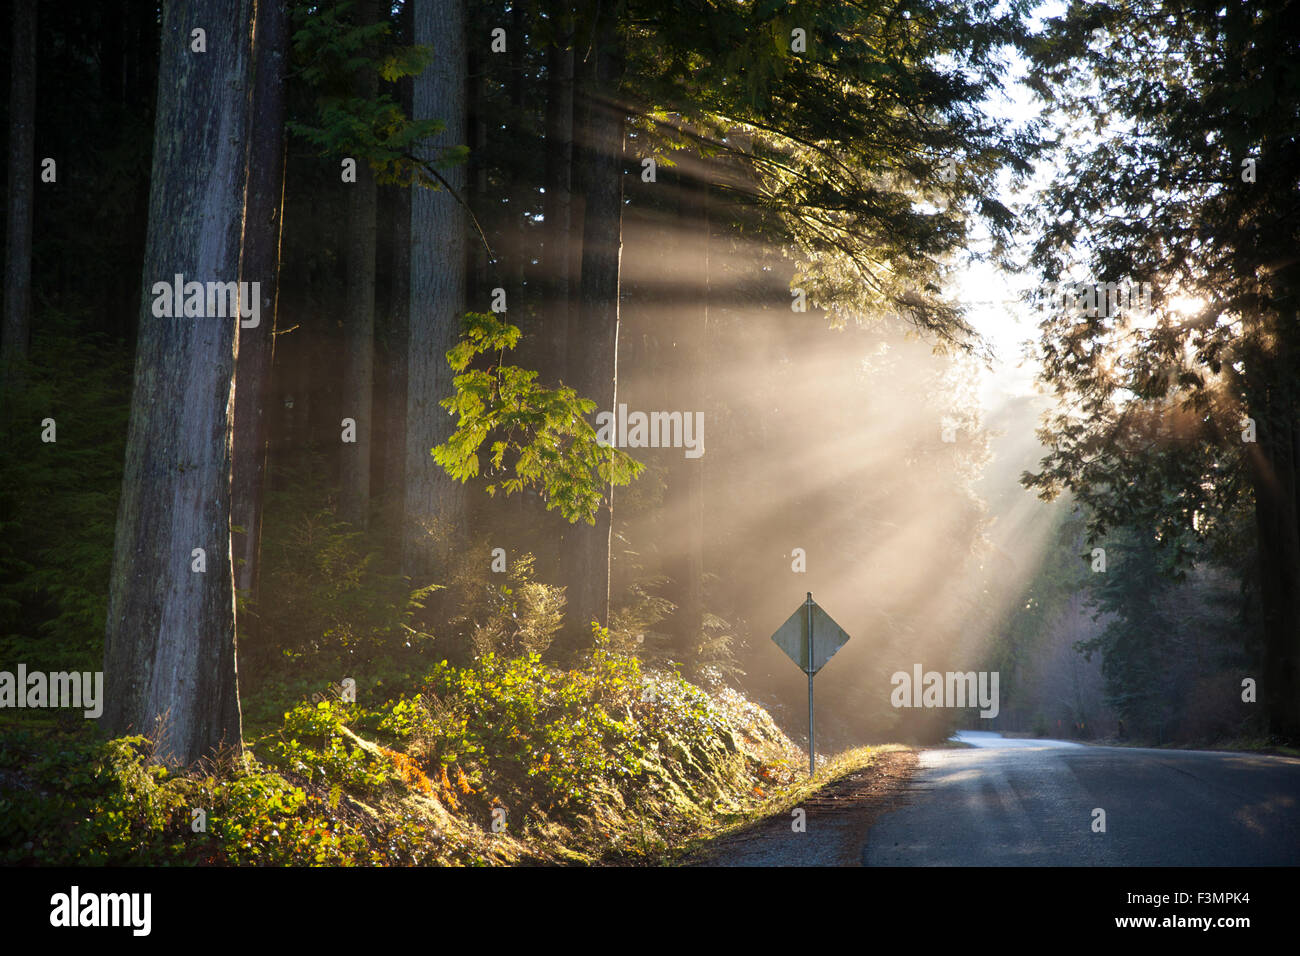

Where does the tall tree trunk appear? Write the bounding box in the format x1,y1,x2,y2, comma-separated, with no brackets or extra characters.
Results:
664,166,706,666
516,4,575,586
405,0,469,579
1246,328,1300,742
232,0,289,608
507,0,530,297
103,0,252,766
381,0,413,538
2,0,36,393
340,0,379,528
466,39,488,300
561,8,624,649
537,1,573,381
379,183,411,534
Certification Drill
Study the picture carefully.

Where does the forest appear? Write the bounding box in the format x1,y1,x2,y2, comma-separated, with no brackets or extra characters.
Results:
0,0,1297,868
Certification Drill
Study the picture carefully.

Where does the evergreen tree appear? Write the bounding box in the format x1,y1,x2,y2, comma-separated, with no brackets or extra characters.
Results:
1024,0,1300,740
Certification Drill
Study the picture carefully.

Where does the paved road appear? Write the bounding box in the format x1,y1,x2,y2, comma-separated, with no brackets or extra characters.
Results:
863,732,1300,866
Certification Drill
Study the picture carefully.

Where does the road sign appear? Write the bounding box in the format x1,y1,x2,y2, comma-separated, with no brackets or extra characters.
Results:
771,593,850,674
770,593,851,776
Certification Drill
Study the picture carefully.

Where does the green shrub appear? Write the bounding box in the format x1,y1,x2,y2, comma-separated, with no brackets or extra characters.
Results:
375,626,646,816
260,699,394,795
0,723,439,866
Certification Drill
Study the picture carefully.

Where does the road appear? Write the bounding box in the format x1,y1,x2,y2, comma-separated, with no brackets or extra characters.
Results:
701,732,1300,866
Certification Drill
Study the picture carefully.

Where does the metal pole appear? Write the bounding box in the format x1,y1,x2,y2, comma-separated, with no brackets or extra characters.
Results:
808,671,815,778
806,591,815,777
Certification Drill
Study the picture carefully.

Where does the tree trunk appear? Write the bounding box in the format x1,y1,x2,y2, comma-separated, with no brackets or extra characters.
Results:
379,0,413,538
466,41,488,300
664,166,707,666
379,183,411,533
103,0,252,766
404,0,468,579
232,0,289,608
561,8,624,649
537,1,573,381
340,0,379,529
2,0,36,393
1246,330,1300,742
507,0,530,298
516,4,576,586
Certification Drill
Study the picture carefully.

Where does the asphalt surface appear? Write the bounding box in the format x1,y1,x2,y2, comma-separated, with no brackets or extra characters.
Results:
700,732,1300,866
863,731,1300,866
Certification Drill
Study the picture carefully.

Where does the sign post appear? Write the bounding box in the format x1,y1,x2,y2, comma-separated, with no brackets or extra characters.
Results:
770,592,850,777
806,594,815,777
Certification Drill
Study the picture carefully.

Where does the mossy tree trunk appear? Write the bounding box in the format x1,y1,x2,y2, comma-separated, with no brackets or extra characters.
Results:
102,0,252,766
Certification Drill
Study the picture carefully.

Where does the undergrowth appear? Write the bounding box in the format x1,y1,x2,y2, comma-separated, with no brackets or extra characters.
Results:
1,626,806,865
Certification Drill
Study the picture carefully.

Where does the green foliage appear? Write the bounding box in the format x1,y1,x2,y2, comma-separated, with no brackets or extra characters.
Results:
196,769,375,865
1077,523,1255,743
0,723,438,866
631,0,1036,352
0,634,797,864
370,625,738,826
609,577,675,656
987,502,1092,704
1021,0,1298,738
1075,529,1179,740
389,627,646,811
291,0,396,89
434,312,646,525
261,699,395,795
241,478,571,731
288,0,461,186
1022,0,1300,576
0,734,182,864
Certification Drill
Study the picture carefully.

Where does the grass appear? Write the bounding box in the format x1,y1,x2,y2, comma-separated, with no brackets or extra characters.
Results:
664,743,909,863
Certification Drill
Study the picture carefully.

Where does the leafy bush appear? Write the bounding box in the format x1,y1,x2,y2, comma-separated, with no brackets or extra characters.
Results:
260,699,394,795
0,733,184,864
0,723,438,866
375,627,649,816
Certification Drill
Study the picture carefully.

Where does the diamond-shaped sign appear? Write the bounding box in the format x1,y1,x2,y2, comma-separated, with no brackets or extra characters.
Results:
771,594,850,675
